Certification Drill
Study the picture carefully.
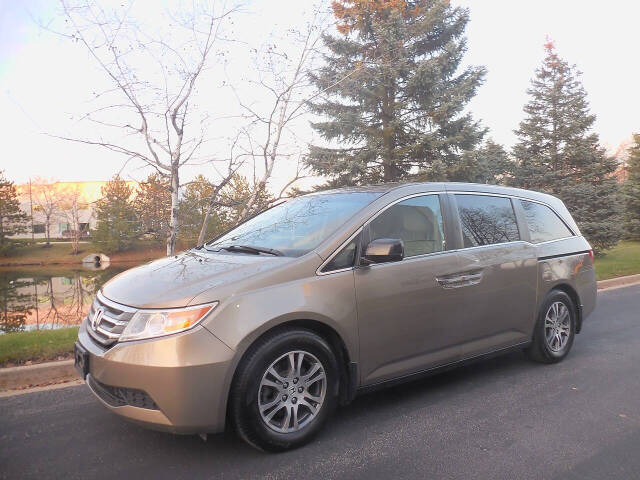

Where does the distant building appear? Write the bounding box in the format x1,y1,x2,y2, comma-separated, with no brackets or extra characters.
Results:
14,181,139,240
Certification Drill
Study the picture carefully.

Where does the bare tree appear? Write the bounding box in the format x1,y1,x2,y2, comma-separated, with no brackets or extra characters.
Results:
193,11,327,246
231,11,327,221
195,132,246,246
53,0,241,255
58,184,87,255
30,178,62,246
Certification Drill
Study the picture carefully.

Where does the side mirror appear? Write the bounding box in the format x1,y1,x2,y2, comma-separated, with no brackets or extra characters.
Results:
362,238,404,265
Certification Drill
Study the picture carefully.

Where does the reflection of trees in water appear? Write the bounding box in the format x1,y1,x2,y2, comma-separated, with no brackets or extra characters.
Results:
82,269,119,297
0,275,33,333
459,206,519,246
37,276,87,329
0,268,124,333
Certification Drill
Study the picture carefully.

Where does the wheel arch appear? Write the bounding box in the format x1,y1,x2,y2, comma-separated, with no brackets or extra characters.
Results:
223,318,358,430
270,319,357,405
547,283,583,333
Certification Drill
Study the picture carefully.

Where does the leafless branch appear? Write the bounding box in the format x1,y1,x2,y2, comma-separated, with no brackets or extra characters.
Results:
51,0,240,255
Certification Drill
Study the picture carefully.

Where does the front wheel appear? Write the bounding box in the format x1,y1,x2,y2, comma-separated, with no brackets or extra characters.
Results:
229,329,339,451
525,290,576,364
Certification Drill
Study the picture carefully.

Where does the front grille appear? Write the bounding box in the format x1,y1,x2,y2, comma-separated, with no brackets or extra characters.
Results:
86,292,136,347
87,375,159,410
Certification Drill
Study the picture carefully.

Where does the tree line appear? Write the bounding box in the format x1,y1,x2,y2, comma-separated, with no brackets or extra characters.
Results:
90,172,272,252
0,170,272,254
303,1,634,254
2,0,638,256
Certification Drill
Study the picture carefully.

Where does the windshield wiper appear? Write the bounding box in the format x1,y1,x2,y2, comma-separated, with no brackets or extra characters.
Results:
219,244,283,256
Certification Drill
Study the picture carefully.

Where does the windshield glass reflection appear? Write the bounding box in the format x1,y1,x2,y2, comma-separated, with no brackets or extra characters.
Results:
208,192,379,257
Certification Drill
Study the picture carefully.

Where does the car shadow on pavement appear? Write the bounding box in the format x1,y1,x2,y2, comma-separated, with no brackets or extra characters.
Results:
174,349,532,456
0,348,565,479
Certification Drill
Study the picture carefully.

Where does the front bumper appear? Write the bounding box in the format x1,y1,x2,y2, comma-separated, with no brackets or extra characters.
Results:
77,317,235,434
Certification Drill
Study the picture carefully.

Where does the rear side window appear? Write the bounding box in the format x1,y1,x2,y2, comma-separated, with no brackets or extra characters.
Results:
455,194,520,247
369,194,445,257
520,200,573,243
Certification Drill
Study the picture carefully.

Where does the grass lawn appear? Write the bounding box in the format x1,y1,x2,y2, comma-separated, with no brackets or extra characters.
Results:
1,243,79,265
594,241,640,281
0,327,78,367
0,240,167,266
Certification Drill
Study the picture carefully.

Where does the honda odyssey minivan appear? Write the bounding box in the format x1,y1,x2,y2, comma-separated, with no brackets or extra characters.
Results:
74,182,597,451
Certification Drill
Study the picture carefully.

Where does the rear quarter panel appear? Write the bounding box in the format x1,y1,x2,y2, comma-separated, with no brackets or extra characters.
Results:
536,236,597,325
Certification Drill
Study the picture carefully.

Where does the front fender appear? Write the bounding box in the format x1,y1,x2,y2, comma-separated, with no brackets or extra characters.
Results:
199,269,358,431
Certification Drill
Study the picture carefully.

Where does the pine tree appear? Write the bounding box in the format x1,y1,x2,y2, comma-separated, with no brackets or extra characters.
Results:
511,42,621,254
306,0,486,186
0,171,28,255
218,174,273,225
178,175,222,246
178,174,272,247
92,176,138,252
624,134,640,239
135,173,171,244
445,140,513,184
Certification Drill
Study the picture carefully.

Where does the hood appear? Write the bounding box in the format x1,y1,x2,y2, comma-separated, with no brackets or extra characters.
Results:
100,249,293,308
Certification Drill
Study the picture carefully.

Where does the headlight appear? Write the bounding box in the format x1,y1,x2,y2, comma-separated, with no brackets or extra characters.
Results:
119,302,218,342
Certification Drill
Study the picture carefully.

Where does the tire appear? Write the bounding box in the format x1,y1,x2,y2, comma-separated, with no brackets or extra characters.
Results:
229,328,339,452
525,290,576,364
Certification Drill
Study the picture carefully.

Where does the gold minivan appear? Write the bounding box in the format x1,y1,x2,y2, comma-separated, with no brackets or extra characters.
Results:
74,182,597,451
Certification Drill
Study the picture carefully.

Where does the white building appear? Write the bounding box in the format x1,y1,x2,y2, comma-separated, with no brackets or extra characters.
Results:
15,181,139,240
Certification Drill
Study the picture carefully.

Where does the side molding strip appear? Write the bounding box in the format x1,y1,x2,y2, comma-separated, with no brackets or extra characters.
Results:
538,250,590,261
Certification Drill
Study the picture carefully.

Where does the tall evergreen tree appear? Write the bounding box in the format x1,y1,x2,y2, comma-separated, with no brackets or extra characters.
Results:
306,0,486,186
0,171,28,255
92,176,138,252
135,173,171,244
445,140,512,185
511,42,621,254
624,134,640,239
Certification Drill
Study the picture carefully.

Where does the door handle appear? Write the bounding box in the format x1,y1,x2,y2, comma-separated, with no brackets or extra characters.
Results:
436,271,483,289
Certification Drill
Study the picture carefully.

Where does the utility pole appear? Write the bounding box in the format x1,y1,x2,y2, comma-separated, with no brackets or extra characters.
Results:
28,178,34,240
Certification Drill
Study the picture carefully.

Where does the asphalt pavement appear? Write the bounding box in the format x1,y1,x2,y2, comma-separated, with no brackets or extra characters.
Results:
2,284,640,480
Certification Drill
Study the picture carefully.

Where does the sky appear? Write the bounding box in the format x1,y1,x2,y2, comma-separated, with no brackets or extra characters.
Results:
1,0,638,189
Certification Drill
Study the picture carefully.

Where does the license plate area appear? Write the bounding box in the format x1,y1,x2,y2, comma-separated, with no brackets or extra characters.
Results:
74,342,89,379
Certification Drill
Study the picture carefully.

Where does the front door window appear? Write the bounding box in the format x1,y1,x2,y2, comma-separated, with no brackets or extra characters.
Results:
368,195,445,257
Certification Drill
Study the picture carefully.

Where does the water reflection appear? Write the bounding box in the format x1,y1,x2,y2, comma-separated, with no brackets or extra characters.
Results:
0,266,127,333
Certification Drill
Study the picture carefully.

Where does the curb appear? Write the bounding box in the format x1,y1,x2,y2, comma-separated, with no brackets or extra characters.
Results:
1,274,639,395
0,379,85,398
597,273,640,291
0,359,78,392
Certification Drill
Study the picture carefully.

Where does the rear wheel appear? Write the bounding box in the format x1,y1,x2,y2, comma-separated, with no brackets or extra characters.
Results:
525,290,576,364
229,329,339,451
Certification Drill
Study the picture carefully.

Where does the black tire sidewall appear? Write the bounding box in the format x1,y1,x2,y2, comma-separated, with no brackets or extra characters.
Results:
536,291,576,361
232,329,339,451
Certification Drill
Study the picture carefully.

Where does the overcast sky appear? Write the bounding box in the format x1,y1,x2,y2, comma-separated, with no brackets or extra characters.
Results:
1,0,638,188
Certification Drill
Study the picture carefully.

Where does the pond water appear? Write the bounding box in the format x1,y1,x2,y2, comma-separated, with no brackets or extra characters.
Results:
0,265,134,333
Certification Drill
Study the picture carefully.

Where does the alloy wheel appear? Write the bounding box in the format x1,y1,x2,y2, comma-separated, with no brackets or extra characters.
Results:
258,350,327,433
544,301,571,352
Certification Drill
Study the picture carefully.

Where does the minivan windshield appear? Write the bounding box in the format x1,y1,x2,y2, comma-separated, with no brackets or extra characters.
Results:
206,192,380,257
